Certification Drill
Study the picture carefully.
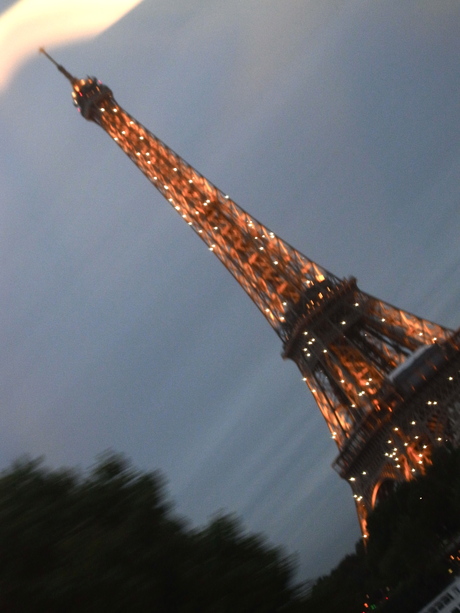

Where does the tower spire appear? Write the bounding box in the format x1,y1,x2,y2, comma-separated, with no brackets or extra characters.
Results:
39,48,77,85
43,55,460,535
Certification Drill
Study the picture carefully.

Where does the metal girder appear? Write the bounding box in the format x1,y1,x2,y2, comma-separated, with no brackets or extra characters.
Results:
50,63,460,536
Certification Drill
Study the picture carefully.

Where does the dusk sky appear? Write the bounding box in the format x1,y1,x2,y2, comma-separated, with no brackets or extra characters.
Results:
1,1,460,579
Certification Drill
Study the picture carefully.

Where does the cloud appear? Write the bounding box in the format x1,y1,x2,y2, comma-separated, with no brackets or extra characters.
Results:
0,0,143,90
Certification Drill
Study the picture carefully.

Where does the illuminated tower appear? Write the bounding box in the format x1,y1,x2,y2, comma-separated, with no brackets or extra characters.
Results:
42,51,460,534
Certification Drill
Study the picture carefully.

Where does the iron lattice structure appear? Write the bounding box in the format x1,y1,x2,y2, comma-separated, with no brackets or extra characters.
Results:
44,52,460,534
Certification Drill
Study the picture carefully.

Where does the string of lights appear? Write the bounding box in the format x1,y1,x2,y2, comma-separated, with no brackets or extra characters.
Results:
42,49,460,536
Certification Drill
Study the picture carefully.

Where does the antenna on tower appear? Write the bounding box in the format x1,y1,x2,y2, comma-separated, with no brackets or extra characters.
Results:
39,48,77,84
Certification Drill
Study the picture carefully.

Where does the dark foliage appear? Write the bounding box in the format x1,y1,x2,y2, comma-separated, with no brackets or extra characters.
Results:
0,452,298,613
3,445,460,612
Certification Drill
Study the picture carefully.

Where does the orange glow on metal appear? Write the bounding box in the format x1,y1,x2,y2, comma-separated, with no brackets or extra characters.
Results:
45,58,460,539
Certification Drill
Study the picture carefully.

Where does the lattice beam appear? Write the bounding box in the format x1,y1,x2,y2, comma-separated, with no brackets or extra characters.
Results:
44,52,460,535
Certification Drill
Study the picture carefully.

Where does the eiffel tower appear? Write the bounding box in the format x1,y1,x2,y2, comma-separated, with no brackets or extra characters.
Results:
42,50,460,535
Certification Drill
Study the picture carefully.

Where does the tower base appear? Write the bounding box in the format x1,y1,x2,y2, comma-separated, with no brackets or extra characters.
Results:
333,345,460,535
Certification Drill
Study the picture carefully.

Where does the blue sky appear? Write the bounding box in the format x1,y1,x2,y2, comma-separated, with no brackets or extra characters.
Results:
1,1,460,579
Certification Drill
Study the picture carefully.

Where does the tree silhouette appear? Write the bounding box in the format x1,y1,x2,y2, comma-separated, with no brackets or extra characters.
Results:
0,452,298,613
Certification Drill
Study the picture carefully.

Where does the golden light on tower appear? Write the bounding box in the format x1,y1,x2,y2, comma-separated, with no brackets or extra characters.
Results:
41,52,460,537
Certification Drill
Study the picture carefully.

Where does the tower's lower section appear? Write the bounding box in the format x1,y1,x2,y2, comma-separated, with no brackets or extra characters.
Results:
332,337,460,534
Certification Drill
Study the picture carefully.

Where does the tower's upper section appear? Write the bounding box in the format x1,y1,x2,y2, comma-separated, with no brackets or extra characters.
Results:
71,77,113,121
41,50,338,340
39,49,113,121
